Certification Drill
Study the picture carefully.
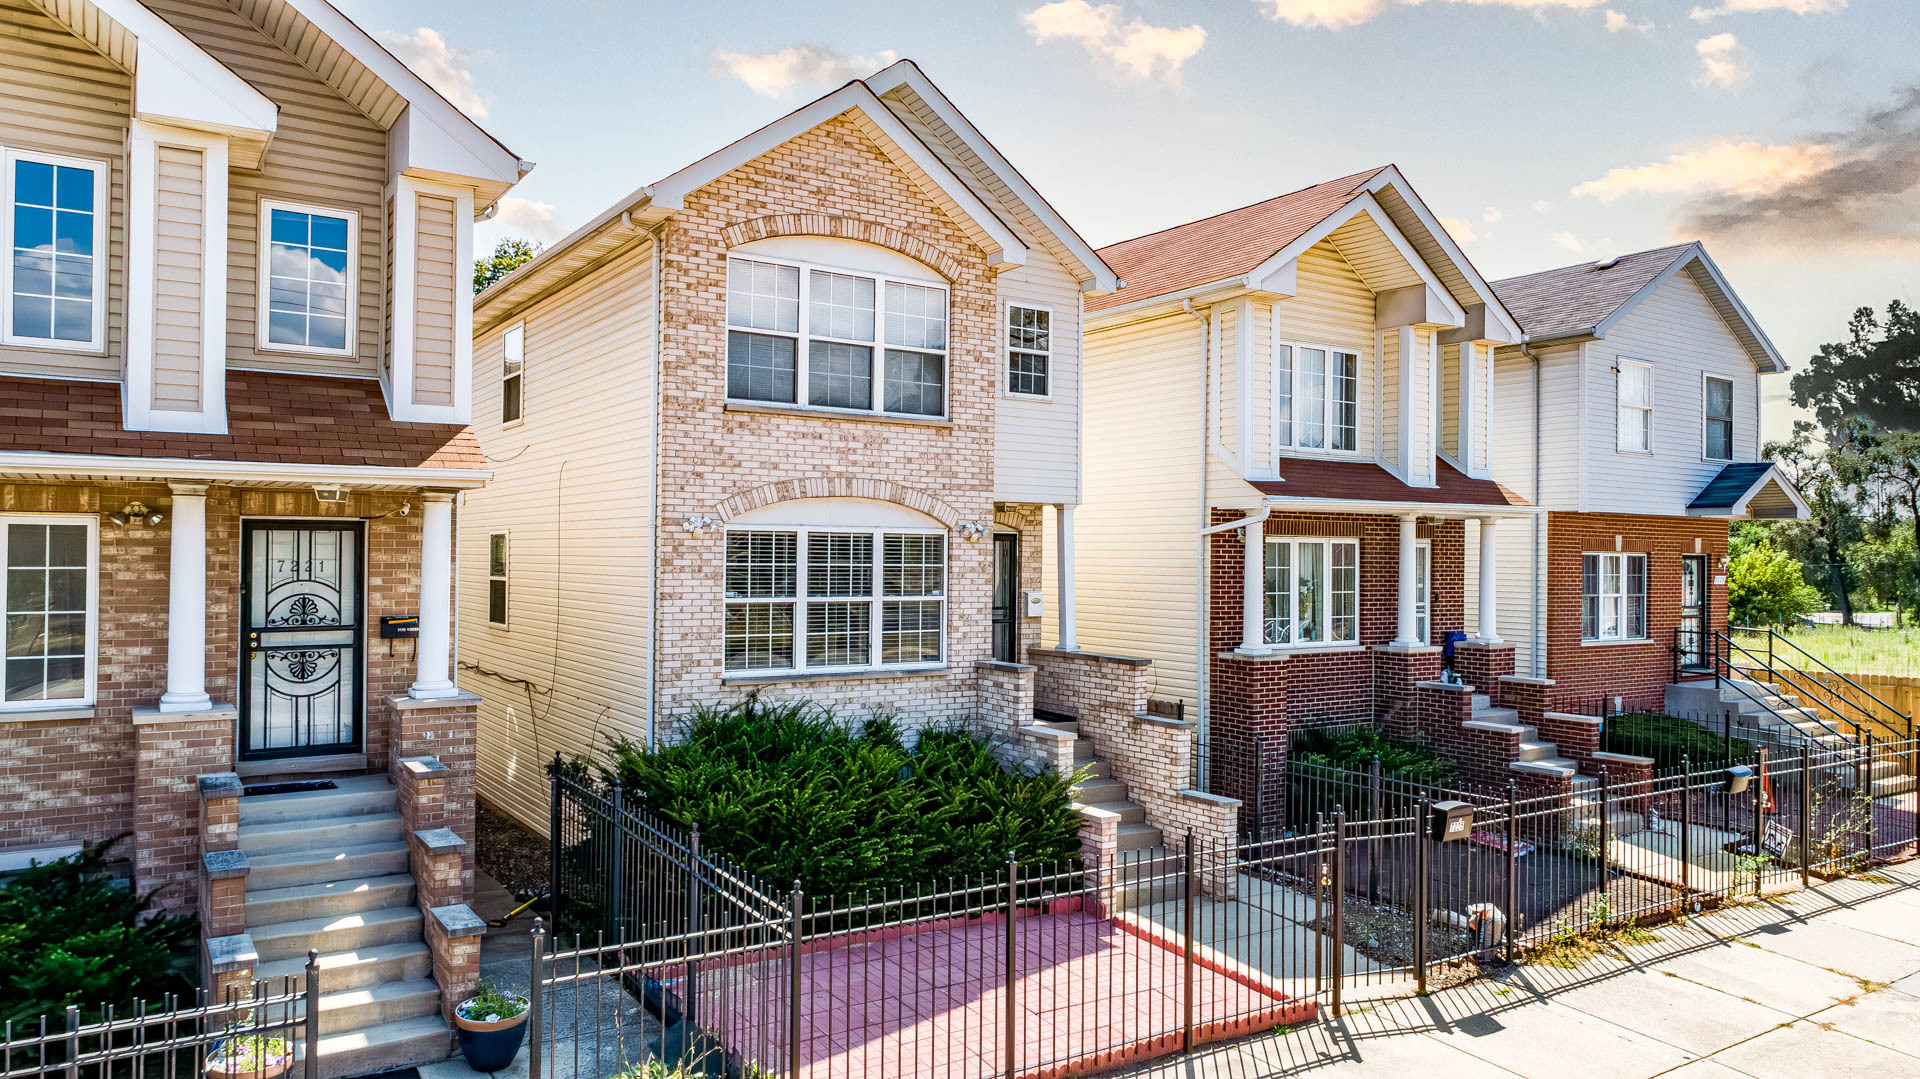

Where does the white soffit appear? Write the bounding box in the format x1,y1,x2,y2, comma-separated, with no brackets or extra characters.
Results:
1249,194,1466,328
1363,168,1524,343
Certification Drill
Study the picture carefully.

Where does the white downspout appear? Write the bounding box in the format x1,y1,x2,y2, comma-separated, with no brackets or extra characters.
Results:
1183,299,1212,782
1520,336,1546,678
647,225,666,748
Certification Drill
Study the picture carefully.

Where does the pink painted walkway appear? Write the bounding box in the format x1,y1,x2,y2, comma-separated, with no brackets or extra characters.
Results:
699,907,1317,1079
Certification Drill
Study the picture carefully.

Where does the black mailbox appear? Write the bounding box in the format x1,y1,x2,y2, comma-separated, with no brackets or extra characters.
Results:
380,615,419,639
1429,800,1476,842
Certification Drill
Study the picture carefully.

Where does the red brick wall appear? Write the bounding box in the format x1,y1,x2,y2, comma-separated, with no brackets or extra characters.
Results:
1544,512,1728,713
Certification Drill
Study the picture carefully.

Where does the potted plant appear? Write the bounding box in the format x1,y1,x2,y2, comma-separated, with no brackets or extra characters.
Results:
205,1029,292,1079
454,979,531,1072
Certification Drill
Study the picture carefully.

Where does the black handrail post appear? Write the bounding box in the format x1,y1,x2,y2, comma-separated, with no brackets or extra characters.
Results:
607,783,625,947
1679,756,1693,913
1253,734,1266,843
1182,830,1197,1051
685,821,700,1026
1751,769,1765,896
789,881,803,1079
1330,806,1346,1018
1596,769,1611,923
1313,812,1325,995
1799,749,1813,888
529,918,545,1079
304,950,320,1079
1414,797,1430,995
1864,733,1877,863
1004,855,1019,1079
1504,782,1519,964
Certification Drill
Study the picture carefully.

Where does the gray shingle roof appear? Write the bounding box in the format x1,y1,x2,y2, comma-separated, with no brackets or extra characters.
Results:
1490,243,1695,342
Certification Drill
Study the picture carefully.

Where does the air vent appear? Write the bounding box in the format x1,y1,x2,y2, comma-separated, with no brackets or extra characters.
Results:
1592,255,1622,270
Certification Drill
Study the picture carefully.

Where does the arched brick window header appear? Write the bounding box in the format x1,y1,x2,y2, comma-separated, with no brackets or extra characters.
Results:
720,215,967,284
713,477,962,529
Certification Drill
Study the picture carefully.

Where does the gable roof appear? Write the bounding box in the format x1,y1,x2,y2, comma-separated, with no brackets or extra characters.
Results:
1491,242,1787,372
1686,462,1809,519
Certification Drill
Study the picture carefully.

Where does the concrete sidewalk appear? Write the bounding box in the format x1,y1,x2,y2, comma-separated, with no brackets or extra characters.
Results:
1117,862,1920,1078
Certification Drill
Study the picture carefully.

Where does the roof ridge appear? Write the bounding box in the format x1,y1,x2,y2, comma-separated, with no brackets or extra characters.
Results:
1094,165,1389,255
1489,241,1695,289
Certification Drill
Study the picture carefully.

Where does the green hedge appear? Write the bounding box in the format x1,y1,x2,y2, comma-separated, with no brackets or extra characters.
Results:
1603,712,1752,766
601,697,1083,898
1290,724,1456,782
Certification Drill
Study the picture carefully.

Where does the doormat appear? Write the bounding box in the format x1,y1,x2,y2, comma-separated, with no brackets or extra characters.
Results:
242,780,338,797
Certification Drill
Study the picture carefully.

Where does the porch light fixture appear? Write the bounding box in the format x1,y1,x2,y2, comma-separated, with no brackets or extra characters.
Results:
681,515,716,535
314,486,349,503
106,501,164,527
957,521,988,541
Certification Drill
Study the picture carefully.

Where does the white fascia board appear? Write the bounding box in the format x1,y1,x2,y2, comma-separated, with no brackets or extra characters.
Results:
0,452,491,488
86,0,276,134
1255,193,1466,328
1362,167,1523,342
275,0,522,187
864,61,1117,291
1261,494,1538,519
1083,278,1250,330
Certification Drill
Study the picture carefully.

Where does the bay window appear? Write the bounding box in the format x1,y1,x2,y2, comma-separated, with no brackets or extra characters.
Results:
1617,360,1653,453
1582,552,1646,642
3,516,95,708
1275,342,1359,453
724,526,946,674
726,255,948,418
4,149,107,350
1263,537,1359,647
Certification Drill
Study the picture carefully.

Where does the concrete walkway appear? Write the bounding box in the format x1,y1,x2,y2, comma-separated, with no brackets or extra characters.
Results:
1115,861,1920,1078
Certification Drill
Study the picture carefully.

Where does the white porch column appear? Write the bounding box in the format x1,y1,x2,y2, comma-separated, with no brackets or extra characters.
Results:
1054,504,1078,650
157,483,213,712
409,492,459,699
1240,523,1268,653
1476,517,1502,643
1394,513,1421,647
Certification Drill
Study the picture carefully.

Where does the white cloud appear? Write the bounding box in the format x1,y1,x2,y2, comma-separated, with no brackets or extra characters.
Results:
1604,8,1653,33
1694,33,1748,88
488,197,564,244
376,27,487,119
1571,139,1838,202
1552,231,1587,253
1439,216,1479,244
1022,1,1206,81
1253,0,1607,30
1481,206,1504,224
1689,0,1844,21
709,45,899,98
1531,199,1554,213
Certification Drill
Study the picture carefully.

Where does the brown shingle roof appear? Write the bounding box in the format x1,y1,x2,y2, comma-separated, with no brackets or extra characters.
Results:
1489,243,1694,342
1087,167,1390,313
1250,458,1528,508
0,371,483,470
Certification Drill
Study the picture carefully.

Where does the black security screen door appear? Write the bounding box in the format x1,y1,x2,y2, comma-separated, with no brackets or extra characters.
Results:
992,532,1018,662
1680,554,1709,671
240,521,365,760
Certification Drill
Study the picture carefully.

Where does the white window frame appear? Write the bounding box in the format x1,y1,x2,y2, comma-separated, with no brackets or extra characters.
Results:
1262,536,1361,648
1,148,109,352
1616,359,1654,454
501,323,525,428
1581,552,1647,643
1,514,98,711
1273,340,1361,456
1415,538,1431,645
256,197,359,359
1702,374,1734,462
723,524,949,676
1005,302,1052,399
724,252,950,420
486,531,509,627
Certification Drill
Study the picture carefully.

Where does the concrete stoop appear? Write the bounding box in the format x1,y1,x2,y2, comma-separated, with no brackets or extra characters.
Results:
1064,733,1176,909
1466,693,1591,786
237,774,451,1077
1666,677,1860,750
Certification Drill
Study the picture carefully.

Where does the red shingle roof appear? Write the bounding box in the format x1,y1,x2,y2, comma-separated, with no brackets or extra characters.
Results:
1087,167,1390,313
1251,458,1527,508
0,371,483,470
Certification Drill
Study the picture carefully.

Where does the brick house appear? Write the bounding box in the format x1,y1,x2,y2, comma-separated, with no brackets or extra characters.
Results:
0,0,526,1071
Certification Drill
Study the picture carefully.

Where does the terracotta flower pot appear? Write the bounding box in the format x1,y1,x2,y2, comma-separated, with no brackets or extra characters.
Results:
204,1045,292,1079
454,996,529,1072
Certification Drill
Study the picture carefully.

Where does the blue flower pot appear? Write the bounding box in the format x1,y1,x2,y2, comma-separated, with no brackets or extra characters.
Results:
454,1006,528,1073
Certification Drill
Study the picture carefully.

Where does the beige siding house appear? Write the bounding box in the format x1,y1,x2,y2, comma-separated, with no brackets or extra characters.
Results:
0,0,527,1071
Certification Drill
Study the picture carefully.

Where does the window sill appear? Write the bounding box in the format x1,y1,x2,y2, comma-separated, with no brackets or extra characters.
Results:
1,338,107,357
1580,637,1655,647
722,665,949,686
0,705,96,723
724,401,953,428
1614,448,1656,458
1268,643,1368,656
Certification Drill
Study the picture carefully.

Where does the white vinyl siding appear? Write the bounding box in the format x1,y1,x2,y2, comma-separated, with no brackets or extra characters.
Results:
995,250,1083,503
2,515,96,710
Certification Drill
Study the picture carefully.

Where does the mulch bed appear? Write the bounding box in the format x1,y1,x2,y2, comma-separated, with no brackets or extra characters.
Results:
476,801,550,896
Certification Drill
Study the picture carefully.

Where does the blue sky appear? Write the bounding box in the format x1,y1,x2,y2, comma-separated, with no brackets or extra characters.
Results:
343,0,1920,434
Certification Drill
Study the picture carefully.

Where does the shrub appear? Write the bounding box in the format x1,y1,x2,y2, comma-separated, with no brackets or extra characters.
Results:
1290,724,1456,782
1728,542,1824,627
1602,713,1751,766
600,696,1083,897
0,839,197,1023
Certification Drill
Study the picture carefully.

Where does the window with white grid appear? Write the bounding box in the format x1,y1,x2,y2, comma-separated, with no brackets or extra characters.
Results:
1582,552,1647,642
1274,341,1360,455
723,526,946,675
1263,536,1360,647
1007,305,1050,396
3,516,95,709
1618,360,1654,453
725,255,947,418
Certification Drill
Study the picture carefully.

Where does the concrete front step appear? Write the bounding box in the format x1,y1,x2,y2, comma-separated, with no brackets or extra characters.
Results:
239,812,405,856
244,874,416,929
300,978,442,1036
1084,800,1146,826
237,775,398,826
257,940,433,994
1472,693,1492,711
300,1015,452,1079
1072,778,1129,805
1471,706,1521,724
1515,740,1559,763
1117,822,1164,854
251,905,424,963
246,840,411,891
1510,756,1579,779
1872,774,1918,798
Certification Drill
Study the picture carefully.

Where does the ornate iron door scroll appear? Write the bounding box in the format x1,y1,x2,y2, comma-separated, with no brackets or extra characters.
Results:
240,521,365,760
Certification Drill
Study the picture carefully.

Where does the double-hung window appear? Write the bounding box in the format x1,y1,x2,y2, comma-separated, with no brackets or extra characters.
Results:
1275,343,1359,452
1415,539,1431,644
3,516,95,709
725,255,948,418
1263,537,1359,647
1582,553,1646,642
1704,376,1733,461
261,199,356,355
486,533,509,626
1007,305,1050,396
723,527,946,674
1617,360,1653,453
501,324,525,425
3,150,107,350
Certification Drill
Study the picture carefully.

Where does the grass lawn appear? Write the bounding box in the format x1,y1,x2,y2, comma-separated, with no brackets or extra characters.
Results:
1737,624,1920,678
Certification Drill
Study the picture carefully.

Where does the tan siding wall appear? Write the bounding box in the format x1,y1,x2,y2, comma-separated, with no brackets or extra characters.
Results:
1078,313,1204,706
1379,328,1401,468
411,193,457,406
1409,326,1434,484
151,145,204,411
1533,343,1582,507
1271,242,1377,462
994,249,1081,504
459,242,657,833
0,0,128,379
1440,342,1460,461
1473,341,1491,472
147,0,387,378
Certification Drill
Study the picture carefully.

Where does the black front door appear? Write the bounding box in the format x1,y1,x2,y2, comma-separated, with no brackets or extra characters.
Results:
992,532,1018,662
1680,554,1709,670
240,521,365,760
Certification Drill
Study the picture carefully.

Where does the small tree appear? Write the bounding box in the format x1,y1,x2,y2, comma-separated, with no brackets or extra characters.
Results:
1728,541,1824,628
473,237,541,294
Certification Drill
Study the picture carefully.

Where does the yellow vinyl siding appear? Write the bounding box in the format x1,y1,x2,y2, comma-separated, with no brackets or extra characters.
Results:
459,241,657,833
1272,242,1377,462
0,0,128,379
1473,342,1491,471
1440,342,1460,463
151,144,204,411
411,193,457,406
994,249,1082,504
145,0,387,378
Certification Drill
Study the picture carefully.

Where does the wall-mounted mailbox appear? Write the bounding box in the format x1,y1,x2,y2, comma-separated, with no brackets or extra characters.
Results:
1429,800,1475,842
380,615,419,639
1024,589,1043,618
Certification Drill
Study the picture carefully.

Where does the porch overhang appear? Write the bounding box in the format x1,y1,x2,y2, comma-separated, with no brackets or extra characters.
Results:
1256,494,1539,520
1249,458,1533,519
0,452,490,491
1685,461,1808,520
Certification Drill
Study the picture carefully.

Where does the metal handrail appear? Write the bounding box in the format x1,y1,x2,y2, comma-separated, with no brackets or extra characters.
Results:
1737,649,1881,735
1731,625,1914,732
1714,633,1857,745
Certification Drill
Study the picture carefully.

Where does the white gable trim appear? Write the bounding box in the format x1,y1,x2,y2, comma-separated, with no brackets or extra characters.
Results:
42,0,277,139
1592,244,1787,373
1247,194,1466,328
1363,167,1522,342
1687,465,1810,520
